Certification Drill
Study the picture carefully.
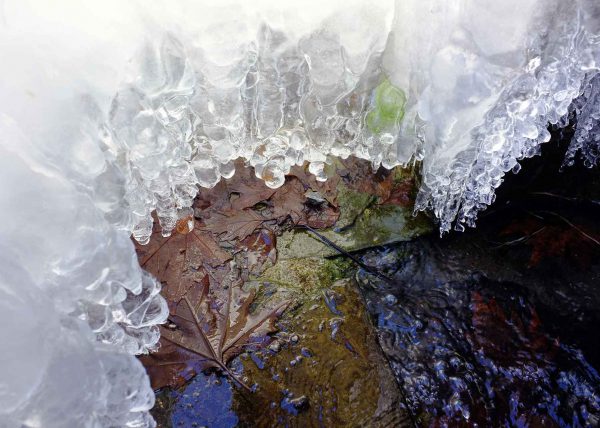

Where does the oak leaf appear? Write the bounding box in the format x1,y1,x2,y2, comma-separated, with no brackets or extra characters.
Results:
202,208,270,242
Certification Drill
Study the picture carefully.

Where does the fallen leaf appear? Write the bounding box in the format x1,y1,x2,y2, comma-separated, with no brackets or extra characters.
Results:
381,177,416,207
338,159,394,202
288,164,340,206
202,208,270,242
135,216,231,303
500,216,599,268
235,229,278,279
269,177,339,229
141,269,289,390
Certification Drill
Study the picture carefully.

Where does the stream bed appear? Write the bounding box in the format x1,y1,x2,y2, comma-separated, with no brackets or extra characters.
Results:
151,136,600,427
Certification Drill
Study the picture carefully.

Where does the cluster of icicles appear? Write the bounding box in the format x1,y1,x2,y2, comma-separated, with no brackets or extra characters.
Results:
0,0,599,427
109,1,600,243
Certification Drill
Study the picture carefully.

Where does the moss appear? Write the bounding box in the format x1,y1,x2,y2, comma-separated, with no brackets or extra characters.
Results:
277,202,431,260
255,257,354,296
335,185,374,229
366,79,407,135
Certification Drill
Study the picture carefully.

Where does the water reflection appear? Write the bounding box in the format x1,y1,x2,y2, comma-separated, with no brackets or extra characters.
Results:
171,373,238,428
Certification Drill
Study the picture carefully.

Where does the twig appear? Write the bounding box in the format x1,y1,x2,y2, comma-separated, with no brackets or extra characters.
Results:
491,226,546,249
295,224,395,284
539,211,600,247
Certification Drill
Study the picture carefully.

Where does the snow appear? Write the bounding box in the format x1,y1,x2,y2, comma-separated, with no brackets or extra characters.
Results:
0,1,599,426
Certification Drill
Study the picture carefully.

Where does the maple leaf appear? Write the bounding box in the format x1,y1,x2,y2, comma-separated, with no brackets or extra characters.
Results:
135,216,231,303
141,270,289,390
288,164,340,206
194,162,278,214
265,176,339,229
235,229,278,279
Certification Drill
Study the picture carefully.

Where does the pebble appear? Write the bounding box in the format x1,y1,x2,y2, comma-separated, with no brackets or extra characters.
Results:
289,396,309,411
268,340,281,353
300,347,313,357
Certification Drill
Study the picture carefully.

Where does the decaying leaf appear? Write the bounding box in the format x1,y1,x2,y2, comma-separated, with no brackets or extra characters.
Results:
135,216,231,304
235,229,278,279
141,269,289,390
195,161,341,243
337,159,395,202
202,208,270,242
500,216,599,267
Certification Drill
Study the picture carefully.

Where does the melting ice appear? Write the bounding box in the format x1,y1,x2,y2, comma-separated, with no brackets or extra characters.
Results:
0,0,599,426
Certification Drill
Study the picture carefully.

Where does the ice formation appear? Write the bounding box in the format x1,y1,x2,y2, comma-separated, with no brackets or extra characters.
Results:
1,0,600,427
565,72,600,168
103,0,600,239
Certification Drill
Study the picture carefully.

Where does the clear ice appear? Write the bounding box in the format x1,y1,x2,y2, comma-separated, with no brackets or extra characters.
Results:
0,0,599,426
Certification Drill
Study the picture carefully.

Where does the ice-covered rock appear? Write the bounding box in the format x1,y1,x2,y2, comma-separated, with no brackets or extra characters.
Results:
1,1,600,426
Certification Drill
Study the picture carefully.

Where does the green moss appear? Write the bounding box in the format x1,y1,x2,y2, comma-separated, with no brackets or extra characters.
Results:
366,79,407,135
335,185,375,229
255,257,354,296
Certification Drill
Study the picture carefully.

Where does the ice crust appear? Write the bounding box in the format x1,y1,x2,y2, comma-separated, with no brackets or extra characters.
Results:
0,1,599,427
104,0,600,239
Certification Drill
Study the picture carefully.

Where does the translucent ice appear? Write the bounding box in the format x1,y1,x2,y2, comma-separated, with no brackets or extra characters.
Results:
388,0,600,232
99,0,600,237
565,73,600,168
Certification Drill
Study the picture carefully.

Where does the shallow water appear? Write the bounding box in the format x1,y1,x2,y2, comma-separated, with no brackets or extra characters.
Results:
152,131,600,427
352,130,600,427
358,228,600,427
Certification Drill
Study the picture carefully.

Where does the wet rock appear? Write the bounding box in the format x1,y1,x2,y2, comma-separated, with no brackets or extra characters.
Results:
275,166,430,261
233,273,410,427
